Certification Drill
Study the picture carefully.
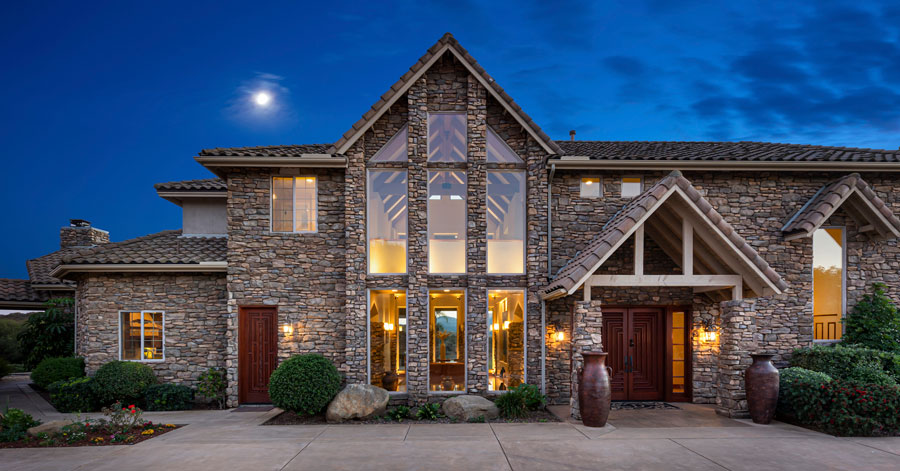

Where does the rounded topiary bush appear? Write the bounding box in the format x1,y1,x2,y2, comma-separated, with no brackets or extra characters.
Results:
30,357,85,389
268,354,341,415
49,376,98,413
92,361,157,407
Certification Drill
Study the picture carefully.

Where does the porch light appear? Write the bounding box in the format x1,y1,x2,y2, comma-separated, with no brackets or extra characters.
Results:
283,324,294,336
555,331,565,342
696,319,719,343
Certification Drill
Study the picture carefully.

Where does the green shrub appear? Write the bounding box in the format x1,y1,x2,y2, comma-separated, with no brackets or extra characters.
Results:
0,317,25,365
143,384,194,411
268,354,341,415
30,357,85,389
0,358,11,379
844,361,897,386
467,415,485,423
844,283,900,352
791,344,900,382
778,377,900,436
49,376,98,413
17,298,75,369
777,367,832,418
387,405,410,422
415,403,441,421
196,367,227,409
495,389,528,419
0,408,40,442
512,384,547,411
92,361,157,406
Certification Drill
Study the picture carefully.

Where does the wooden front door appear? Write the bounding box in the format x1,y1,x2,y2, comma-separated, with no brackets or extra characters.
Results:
601,307,665,401
239,306,278,403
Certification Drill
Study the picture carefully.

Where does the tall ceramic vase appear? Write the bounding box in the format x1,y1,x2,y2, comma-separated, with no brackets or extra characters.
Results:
745,353,779,424
578,352,612,427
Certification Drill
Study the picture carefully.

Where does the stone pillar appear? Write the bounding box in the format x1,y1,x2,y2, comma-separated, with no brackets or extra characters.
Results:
570,300,603,420
715,299,759,418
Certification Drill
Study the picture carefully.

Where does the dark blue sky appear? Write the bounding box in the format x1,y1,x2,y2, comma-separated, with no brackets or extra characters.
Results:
2,0,899,278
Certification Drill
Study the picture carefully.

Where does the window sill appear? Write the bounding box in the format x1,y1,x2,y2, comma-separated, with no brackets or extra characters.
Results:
813,339,842,345
427,391,466,396
121,359,166,363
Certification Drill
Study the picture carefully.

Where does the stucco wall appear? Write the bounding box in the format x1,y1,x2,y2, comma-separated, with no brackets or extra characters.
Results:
182,197,227,235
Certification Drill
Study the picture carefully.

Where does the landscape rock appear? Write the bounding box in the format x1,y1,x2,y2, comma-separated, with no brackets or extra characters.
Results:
441,395,499,421
325,384,389,423
27,420,73,436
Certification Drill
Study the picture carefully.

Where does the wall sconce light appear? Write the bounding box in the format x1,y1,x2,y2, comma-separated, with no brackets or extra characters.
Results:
283,324,294,336
555,331,565,342
383,322,395,331
696,319,719,343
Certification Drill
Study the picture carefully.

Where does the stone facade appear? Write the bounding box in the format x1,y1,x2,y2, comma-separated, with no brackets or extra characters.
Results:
60,224,109,248
569,300,603,419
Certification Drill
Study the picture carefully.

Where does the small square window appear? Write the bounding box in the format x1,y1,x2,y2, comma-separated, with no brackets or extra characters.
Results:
580,178,601,198
621,177,642,198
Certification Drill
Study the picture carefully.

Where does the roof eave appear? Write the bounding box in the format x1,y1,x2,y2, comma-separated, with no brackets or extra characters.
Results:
155,191,227,206
547,159,900,172
195,155,348,177
51,262,228,280
0,300,47,310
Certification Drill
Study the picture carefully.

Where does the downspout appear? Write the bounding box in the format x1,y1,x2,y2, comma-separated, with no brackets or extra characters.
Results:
541,300,546,395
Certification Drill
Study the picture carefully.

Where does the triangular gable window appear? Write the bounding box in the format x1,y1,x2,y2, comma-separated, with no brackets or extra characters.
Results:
371,124,408,162
487,127,523,163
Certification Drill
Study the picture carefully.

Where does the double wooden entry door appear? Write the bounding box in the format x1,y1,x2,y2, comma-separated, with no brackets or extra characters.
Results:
601,307,665,401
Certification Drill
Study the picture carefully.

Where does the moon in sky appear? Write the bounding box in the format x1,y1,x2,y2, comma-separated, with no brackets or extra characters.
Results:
253,91,272,107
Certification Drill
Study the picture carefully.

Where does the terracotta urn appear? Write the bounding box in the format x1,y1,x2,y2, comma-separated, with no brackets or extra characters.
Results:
745,353,779,424
381,371,399,392
578,352,612,427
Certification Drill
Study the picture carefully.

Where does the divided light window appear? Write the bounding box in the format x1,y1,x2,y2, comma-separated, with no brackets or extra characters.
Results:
428,171,467,274
430,289,466,392
272,177,317,233
487,171,525,274
813,227,844,340
120,311,164,361
428,113,466,162
368,170,408,274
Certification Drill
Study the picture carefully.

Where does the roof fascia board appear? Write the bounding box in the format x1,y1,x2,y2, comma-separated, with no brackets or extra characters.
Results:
0,301,47,310
195,156,348,169
547,159,900,172
30,284,74,291
848,189,900,238
51,262,227,279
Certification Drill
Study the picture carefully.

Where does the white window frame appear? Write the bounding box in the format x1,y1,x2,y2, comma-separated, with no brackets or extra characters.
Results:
270,176,318,233
118,310,165,362
621,176,643,198
427,170,468,275
366,169,409,275
812,225,846,344
486,170,526,275
486,288,527,393
366,288,409,395
427,288,467,395
580,177,602,198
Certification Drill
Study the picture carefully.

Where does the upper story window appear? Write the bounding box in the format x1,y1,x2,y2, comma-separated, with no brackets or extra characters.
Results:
120,311,164,361
272,176,317,233
371,124,408,162
621,177,642,198
487,171,525,274
428,170,466,274
813,227,844,341
580,177,601,198
486,127,523,163
428,113,466,162
368,170,408,274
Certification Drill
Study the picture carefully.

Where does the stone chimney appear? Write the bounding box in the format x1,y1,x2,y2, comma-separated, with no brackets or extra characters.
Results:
569,130,576,141
60,219,109,249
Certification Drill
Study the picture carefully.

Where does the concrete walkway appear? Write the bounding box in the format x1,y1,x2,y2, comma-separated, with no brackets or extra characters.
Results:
2,375,899,470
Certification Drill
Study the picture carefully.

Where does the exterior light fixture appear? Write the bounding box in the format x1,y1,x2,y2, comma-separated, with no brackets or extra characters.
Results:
283,324,294,336
555,331,565,342
696,319,719,343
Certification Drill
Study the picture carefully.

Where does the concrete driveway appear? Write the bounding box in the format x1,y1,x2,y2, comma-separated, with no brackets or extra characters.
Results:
2,375,899,470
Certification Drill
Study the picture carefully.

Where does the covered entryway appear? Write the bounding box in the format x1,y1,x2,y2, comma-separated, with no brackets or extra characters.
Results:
239,306,278,403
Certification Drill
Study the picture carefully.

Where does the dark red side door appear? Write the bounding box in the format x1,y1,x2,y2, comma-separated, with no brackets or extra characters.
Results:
239,306,278,403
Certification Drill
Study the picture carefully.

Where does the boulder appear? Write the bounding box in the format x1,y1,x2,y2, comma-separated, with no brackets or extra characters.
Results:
441,395,499,421
325,384,389,423
27,420,73,437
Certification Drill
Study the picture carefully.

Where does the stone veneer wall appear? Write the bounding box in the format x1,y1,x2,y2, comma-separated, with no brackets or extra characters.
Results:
60,226,109,248
74,272,227,387
715,299,759,418
569,300,603,419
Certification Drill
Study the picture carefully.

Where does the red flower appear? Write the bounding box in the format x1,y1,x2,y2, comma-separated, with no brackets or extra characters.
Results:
128,405,135,409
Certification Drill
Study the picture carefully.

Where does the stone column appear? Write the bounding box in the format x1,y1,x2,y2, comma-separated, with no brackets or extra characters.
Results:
715,299,759,418
570,299,603,420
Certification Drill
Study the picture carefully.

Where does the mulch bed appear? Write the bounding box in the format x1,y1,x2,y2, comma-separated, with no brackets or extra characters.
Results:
263,409,560,425
0,424,181,448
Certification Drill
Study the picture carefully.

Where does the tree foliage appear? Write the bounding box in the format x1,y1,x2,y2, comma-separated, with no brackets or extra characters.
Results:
17,298,75,369
844,283,900,353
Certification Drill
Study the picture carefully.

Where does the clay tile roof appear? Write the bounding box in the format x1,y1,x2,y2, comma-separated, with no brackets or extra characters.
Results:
541,170,788,298
26,249,81,286
555,140,900,163
60,230,226,265
329,32,563,156
0,278,50,303
154,178,226,192
197,144,331,158
782,173,900,238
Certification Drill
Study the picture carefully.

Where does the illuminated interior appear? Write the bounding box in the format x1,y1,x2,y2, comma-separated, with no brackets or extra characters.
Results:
368,170,408,274
487,171,525,274
428,171,466,273
427,113,466,162
271,176,317,232
369,290,407,392
429,290,465,391
621,177,642,198
671,311,686,394
488,289,525,391
813,227,844,340
120,311,163,361
580,177,601,198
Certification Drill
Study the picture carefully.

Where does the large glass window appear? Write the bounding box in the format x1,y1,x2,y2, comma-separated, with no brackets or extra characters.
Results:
429,290,465,392
272,176,317,232
813,227,844,340
488,289,525,391
369,290,407,393
370,124,408,162
486,127,523,163
428,171,467,274
580,177,601,198
487,171,525,274
120,311,164,361
368,170,408,274
428,113,466,162
621,177,642,198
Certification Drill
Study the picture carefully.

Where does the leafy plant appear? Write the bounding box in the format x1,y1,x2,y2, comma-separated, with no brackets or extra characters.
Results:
467,415,486,423
0,316,25,365
143,384,194,411
92,361,157,406
512,384,546,411
495,389,528,419
791,344,900,383
778,376,900,436
0,358,11,379
0,408,40,442
100,402,144,435
17,298,75,369
30,356,85,389
196,367,227,409
387,405,410,422
49,376,97,413
844,283,900,352
268,354,341,415
415,403,441,421
777,367,832,418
